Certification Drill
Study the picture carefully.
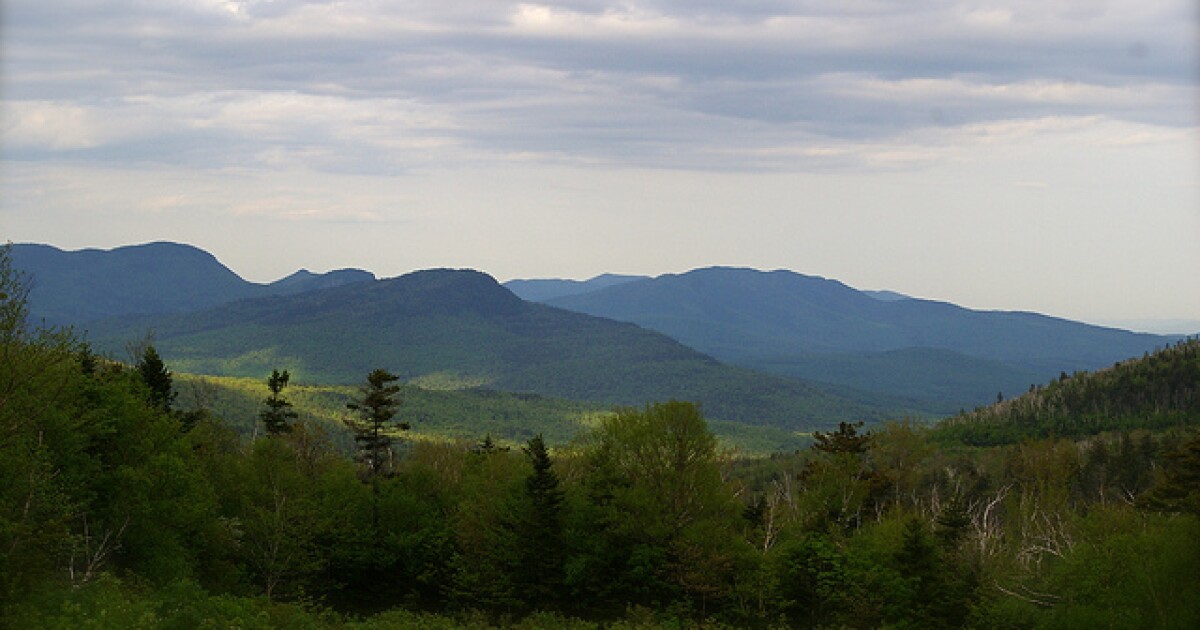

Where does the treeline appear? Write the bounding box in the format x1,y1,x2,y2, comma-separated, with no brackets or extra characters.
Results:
935,338,1200,445
3,250,1200,628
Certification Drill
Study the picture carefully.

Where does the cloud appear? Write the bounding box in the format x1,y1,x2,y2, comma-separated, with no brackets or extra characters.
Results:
2,0,1195,174
2,101,104,150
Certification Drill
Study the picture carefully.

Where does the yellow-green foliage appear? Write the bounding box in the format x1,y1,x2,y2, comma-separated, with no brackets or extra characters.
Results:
175,373,807,454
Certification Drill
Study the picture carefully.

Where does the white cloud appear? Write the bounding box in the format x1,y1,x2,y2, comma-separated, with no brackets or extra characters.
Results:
2,101,104,150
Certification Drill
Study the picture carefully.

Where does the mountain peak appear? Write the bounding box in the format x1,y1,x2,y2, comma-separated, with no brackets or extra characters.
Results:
268,267,373,295
367,268,524,317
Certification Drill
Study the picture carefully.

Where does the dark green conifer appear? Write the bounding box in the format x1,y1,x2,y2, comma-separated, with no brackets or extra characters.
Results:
137,345,176,413
1141,432,1200,515
935,494,971,547
812,421,869,456
78,342,97,376
518,434,565,606
347,368,406,478
259,369,298,436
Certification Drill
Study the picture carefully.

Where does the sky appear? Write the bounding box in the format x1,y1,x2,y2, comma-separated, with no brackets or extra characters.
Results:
2,0,1198,331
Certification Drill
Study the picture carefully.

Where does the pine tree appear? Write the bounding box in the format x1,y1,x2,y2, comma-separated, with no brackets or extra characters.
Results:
518,434,565,606
137,345,176,413
259,369,298,436
812,421,869,456
346,368,406,479
935,493,971,547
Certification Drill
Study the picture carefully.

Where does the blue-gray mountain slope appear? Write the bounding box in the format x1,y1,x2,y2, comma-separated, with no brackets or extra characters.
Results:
543,267,1174,412
10,242,374,326
82,268,913,430
504,274,648,302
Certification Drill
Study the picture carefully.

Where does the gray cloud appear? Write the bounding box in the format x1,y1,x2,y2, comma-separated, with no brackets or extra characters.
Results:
3,0,1194,174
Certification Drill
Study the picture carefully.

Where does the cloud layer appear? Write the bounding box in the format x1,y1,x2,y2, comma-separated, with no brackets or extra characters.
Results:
5,0,1195,172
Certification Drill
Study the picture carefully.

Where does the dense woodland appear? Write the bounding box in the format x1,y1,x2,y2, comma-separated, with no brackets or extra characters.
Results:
936,340,1200,445
2,249,1199,628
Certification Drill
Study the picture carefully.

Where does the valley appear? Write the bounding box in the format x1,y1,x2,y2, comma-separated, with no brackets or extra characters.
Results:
2,243,1198,627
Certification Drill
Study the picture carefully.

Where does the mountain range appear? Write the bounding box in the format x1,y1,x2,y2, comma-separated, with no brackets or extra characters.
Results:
79,267,903,429
506,267,1179,412
11,241,1180,426
503,274,647,302
10,242,374,326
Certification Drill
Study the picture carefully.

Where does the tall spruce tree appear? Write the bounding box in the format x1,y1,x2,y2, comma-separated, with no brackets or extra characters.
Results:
136,345,176,413
519,434,565,606
346,368,407,478
259,369,298,436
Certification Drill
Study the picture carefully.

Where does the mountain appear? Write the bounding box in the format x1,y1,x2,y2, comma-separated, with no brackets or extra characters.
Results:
267,268,376,296
84,269,912,430
749,347,1046,414
863,290,910,302
504,273,648,302
934,338,1200,445
10,242,374,326
541,267,1175,411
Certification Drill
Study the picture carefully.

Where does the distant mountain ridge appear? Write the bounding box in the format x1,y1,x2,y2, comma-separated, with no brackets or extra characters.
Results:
535,266,1175,412
268,268,376,296
504,273,648,302
17,242,1176,421
83,267,909,430
10,242,375,326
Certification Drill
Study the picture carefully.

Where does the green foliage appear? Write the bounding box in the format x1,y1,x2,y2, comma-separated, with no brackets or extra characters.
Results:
935,339,1200,445
348,369,407,478
570,402,750,614
1141,430,1200,515
812,420,869,455
260,368,298,435
518,435,566,608
137,344,178,414
172,372,806,455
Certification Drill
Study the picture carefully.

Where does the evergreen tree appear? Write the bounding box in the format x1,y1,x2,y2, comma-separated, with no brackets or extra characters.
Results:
519,434,565,607
895,518,945,626
812,421,869,456
136,345,176,413
78,342,98,376
346,369,406,479
473,433,508,455
1141,432,1200,515
935,493,971,548
259,369,298,436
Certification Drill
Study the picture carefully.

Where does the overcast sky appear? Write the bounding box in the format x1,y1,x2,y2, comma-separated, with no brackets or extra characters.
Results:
2,1,1198,330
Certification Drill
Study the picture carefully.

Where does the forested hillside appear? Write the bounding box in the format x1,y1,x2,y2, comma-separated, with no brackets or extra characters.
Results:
936,338,1200,445
85,268,910,430
542,267,1175,411
2,247,1198,628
